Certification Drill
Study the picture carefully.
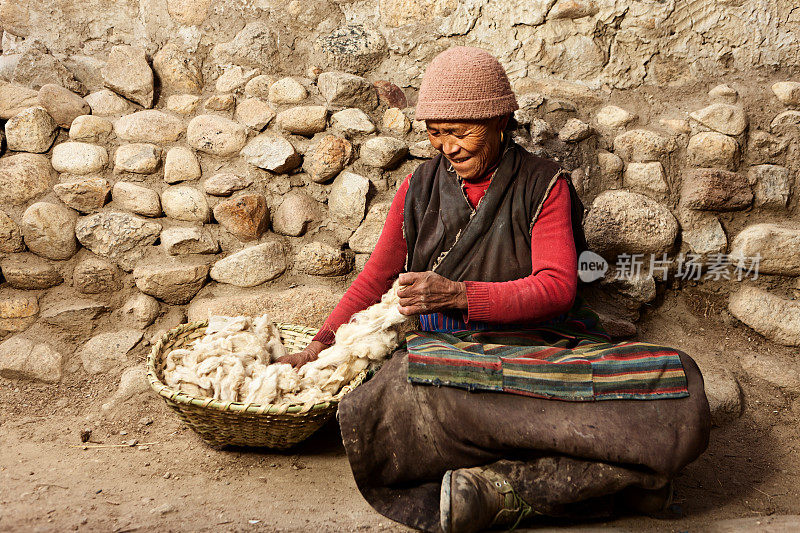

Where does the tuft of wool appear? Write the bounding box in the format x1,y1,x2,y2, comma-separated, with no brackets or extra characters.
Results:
162,280,413,407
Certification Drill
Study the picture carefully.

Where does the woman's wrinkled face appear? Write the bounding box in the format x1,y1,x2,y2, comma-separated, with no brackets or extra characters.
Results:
426,117,506,181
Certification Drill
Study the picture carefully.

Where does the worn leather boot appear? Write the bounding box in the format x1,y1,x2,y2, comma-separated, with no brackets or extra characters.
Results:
440,466,532,533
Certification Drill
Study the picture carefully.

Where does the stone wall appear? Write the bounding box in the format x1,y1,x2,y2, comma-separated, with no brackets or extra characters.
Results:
0,0,799,389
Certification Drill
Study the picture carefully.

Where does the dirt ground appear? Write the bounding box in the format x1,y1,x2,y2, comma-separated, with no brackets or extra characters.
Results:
2,286,800,532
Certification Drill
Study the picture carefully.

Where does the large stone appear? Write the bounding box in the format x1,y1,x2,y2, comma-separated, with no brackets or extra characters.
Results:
72,254,120,293
166,94,201,115
215,65,257,93
240,134,301,173
0,211,24,253
770,110,800,136
164,147,201,184
747,164,791,209
210,241,286,287
748,130,786,165
583,190,679,257
612,129,672,162
277,106,328,136
0,254,62,289
0,81,39,119
303,135,352,183
680,168,752,211
75,212,162,271
708,84,738,104
597,150,623,182
161,225,218,255
53,177,111,213
296,241,352,276
21,202,78,260
409,140,438,159
687,132,739,170
161,186,210,222
373,80,407,109
729,223,800,276
204,93,235,112
772,82,800,106
596,105,635,129
739,349,800,392
120,293,160,329
152,43,203,95
112,182,162,217
314,25,387,75
40,299,108,334
360,136,407,169
331,108,376,136
513,93,545,126
244,75,276,100
133,257,209,304
600,272,656,304
84,89,132,116
114,110,185,143
701,367,743,427
37,84,90,128
349,202,391,253
689,103,748,136
623,162,667,199
272,192,322,236
558,118,592,142
114,143,161,174
51,142,109,175
101,45,154,108
166,0,212,25
210,21,278,69
7,41,85,94
5,106,57,153
676,209,727,257
188,284,343,326
268,78,308,105
329,171,369,226
234,98,276,131
69,115,113,142
0,337,62,383
0,292,38,334
187,115,247,156
203,172,253,196
317,71,378,110
79,329,144,374
212,194,269,241
0,153,53,205
549,0,600,19
382,108,411,134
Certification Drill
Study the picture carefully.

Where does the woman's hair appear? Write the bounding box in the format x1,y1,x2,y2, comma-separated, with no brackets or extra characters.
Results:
504,114,519,132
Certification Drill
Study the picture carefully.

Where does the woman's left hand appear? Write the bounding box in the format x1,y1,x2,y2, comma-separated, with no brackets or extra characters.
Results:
396,271,468,316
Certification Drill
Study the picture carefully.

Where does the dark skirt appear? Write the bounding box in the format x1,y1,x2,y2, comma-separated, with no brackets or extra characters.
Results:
338,350,711,532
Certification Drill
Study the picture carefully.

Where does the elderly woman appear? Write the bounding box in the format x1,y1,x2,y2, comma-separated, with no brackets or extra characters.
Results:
279,47,710,532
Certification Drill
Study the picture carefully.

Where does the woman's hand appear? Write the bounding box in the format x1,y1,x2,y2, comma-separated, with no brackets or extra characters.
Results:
276,340,328,368
396,271,468,316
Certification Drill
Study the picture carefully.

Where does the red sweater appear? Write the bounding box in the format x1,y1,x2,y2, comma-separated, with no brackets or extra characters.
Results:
312,173,577,345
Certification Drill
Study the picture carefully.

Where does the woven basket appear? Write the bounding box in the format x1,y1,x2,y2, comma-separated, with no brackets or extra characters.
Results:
146,321,368,449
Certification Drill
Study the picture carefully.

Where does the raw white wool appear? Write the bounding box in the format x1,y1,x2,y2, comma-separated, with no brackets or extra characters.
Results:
162,280,413,407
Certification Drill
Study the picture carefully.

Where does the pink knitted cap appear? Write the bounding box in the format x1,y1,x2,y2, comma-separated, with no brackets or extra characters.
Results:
415,46,519,121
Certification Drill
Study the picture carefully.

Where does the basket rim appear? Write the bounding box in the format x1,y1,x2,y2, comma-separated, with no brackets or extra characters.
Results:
146,320,365,415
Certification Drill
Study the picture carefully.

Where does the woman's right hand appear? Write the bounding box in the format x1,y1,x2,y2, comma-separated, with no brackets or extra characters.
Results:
276,340,328,368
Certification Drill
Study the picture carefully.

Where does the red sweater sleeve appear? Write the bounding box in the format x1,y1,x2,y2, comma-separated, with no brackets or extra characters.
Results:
311,175,410,344
463,177,578,324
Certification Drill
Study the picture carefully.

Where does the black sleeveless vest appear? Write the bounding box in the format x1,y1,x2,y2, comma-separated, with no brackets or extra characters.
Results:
403,139,588,282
